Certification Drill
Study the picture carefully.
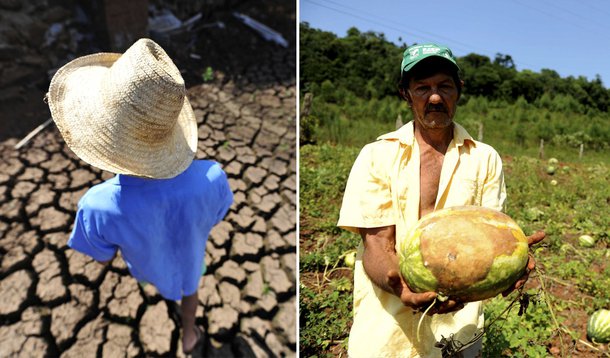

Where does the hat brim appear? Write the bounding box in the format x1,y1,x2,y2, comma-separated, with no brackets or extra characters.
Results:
48,53,198,179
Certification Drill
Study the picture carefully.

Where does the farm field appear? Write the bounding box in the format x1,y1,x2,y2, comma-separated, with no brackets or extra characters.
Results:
299,142,610,357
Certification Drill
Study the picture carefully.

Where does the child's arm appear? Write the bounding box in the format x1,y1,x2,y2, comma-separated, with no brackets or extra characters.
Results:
68,205,118,263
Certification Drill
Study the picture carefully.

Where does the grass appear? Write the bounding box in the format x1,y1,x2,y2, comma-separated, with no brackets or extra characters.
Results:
299,144,360,357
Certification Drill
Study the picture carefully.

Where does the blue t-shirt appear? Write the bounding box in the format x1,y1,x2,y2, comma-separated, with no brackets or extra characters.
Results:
68,160,233,300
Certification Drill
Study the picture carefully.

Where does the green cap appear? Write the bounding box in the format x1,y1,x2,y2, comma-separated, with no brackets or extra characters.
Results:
401,43,459,76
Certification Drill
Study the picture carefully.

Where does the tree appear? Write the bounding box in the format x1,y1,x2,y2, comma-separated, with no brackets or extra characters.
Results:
465,65,502,97
493,53,515,69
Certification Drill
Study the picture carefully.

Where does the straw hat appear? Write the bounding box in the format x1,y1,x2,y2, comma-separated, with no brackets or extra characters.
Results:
47,38,198,179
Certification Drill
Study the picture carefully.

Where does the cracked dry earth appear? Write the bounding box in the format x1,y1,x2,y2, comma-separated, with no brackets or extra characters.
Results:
0,68,297,356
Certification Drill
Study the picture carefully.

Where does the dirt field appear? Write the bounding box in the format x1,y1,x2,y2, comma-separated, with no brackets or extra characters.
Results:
0,0,296,356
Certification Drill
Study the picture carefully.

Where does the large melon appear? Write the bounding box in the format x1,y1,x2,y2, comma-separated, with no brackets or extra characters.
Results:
399,206,529,302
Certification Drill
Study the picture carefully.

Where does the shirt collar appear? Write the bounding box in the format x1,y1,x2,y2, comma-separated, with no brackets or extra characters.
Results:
376,120,476,148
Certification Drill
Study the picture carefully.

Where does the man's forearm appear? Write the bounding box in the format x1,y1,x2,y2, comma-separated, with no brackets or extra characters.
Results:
362,243,400,294
360,226,401,295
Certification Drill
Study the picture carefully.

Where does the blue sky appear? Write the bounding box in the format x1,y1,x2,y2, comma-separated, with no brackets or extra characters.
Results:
300,0,610,87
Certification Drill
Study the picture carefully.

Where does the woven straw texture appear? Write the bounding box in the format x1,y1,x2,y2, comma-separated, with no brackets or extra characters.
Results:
47,38,198,179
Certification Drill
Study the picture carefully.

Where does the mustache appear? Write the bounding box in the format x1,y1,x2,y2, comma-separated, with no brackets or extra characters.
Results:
426,104,447,112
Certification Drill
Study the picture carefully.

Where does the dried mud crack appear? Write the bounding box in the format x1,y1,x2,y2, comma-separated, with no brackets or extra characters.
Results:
0,55,296,358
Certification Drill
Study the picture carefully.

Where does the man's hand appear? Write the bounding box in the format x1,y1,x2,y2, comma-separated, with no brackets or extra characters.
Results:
386,269,464,315
503,230,546,296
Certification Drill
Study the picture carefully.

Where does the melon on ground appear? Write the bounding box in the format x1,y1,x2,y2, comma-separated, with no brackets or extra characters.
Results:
587,309,610,343
578,234,595,248
399,206,529,302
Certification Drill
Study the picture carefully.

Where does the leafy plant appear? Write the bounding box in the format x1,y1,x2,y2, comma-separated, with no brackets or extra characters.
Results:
202,66,214,82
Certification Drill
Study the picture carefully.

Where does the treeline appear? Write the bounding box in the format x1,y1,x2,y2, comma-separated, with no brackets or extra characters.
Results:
300,23,403,99
300,22,610,151
300,22,610,111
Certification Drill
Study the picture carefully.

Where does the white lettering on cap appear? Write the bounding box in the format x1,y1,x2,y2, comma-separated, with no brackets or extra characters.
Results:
409,48,420,57
422,47,441,55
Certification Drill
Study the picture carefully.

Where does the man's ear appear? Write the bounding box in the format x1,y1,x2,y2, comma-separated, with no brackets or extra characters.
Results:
398,88,412,105
458,80,465,100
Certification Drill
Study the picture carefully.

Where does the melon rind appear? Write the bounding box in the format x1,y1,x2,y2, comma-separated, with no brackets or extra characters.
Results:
399,228,438,292
579,235,596,248
587,309,610,343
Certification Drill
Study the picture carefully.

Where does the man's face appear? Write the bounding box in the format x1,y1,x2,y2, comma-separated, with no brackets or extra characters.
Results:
405,72,460,130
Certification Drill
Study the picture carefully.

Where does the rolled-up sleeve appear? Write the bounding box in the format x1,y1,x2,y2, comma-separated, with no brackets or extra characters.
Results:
338,143,395,233
481,151,507,212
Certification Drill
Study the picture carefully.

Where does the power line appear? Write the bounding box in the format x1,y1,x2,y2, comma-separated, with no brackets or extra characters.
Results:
509,0,610,42
322,0,479,52
564,0,610,22
303,0,422,43
538,0,608,31
302,0,537,69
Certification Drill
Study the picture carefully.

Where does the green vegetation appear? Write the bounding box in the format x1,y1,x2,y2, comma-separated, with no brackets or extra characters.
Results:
300,144,360,357
301,145,610,357
300,22,610,357
202,66,214,82
301,22,610,109
300,22,610,153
